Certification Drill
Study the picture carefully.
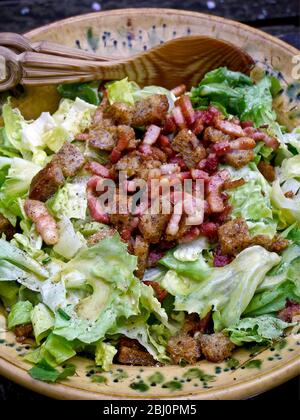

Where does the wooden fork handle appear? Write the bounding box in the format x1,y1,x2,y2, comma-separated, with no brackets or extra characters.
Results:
0,46,22,91
0,32,118,60
0,47,137,90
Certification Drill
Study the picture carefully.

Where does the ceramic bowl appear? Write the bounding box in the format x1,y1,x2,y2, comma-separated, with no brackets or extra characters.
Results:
0,8,299,400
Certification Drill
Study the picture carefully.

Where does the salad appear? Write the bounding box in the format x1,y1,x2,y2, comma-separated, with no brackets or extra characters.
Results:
0,67,299,382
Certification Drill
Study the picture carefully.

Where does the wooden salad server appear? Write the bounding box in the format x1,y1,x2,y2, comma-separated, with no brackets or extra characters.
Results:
0,32,254,92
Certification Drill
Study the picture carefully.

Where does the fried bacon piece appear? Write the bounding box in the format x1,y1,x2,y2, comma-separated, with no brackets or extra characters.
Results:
24,199,59,245
213,247,233,267
215,119,245,137
110,125,136,163
198,153,219,174
171,84,186,97
278,300,300,323
206,169,230,213
86,176,110,223
175,95,195,126
243,127,279,149
85,161,111,178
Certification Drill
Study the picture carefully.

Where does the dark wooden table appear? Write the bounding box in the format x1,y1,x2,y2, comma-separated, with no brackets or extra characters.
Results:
0,0,299,401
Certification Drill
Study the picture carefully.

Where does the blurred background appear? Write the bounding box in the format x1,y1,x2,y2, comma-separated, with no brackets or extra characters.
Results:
0,0,299,49
0,0,299,401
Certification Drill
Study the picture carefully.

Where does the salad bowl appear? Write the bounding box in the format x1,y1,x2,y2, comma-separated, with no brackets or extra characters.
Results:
0,8,299,400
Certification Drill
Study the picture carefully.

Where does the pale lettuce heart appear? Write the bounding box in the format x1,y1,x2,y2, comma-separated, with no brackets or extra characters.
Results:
161,246,281,330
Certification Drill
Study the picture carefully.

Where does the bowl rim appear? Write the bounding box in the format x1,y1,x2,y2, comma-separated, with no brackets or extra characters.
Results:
0,350,299,400
24,7,300,55
1,7,299,400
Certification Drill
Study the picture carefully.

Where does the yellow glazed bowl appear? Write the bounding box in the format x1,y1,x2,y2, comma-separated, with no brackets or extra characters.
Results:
0,8,299,400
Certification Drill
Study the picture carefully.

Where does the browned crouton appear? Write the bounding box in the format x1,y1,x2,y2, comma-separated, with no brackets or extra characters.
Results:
199,332,235,363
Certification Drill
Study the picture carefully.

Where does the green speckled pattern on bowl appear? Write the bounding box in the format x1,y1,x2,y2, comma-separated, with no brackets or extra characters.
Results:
0,8,299,400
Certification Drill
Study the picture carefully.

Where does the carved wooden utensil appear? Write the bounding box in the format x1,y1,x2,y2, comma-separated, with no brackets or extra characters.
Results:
0,32,254,91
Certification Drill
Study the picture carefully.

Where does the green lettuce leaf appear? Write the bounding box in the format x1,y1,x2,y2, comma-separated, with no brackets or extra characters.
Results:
0,158,41,225
48,182,87,220
282,126,300,154
161,246,281,330
172,237,210,262
53,216,86,260
191,70,283,141
28,359,75,382
7,300,33,329
106,77,174,110
31,303,55,344
271,152,300,228
57,81,102,105
95,341,117,371
44,235,171,363
159,248,210,281
0,281,19,307
244,246,300,316
106,78,137,106
225,163,277,237
226,315,294,345
1,98,96,163
0,238,48,283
